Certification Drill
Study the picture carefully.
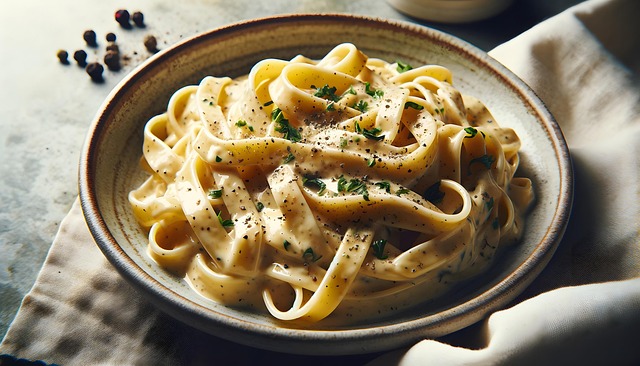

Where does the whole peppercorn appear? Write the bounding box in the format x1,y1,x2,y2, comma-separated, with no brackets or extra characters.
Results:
143,35,158,53
83,30,97,47
106,32,117,42
104,51,121,71
132,11,145,27
86,62,104,82
115,9,131,28
106,42,119,53
56,50,69,64
73,50,87,66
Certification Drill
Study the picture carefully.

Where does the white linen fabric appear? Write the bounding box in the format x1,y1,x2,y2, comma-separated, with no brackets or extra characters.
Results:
1,0,638,364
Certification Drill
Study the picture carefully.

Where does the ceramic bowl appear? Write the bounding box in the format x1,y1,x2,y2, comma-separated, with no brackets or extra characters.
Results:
79,14,572,355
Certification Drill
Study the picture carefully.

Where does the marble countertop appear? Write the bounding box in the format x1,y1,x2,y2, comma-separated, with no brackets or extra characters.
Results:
0,0,583,339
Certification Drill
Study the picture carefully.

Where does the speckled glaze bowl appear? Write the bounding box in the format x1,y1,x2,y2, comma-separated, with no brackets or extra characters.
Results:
79,14,572,356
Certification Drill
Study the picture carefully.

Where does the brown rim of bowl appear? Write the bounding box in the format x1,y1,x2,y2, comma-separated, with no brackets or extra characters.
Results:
79,13,573,355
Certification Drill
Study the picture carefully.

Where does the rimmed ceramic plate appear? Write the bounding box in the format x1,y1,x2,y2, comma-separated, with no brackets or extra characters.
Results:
79,14,572,355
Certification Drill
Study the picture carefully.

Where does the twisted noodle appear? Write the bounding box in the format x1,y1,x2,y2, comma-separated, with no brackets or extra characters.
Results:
129,43,533,323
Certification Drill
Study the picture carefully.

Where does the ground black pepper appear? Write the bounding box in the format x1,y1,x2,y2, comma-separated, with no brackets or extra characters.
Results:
86,62,104,82
106,42,119,53
56,50,69,64
83,30,97,47
73,50,87,66
115,9,131,28
143,35,158,53
132,11,145,27
106,32,116,42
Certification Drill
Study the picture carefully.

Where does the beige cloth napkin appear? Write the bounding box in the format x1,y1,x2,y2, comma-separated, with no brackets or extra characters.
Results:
2,0,639,364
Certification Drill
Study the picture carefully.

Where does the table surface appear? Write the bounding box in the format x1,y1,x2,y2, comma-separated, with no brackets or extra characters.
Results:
0,0,584,340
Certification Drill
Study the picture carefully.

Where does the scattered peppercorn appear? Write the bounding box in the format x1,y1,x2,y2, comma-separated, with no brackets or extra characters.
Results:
143,35,158,53
106,42,119,53
132,11,145,27
83,30,97,47
106,32,117,42
104,51,121,71
86,62,104,82
73,50,87,66
56,50,69,64
115,9,131,28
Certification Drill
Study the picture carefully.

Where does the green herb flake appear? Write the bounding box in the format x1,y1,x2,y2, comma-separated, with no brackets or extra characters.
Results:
302,247,322,262
326,102,336,111
302,175,327,196
375,181,391,193
284,240,291,251
235,120,247,127
340,137,348,148
282,151,295,164
364,82,384,98
313,84,340,102
355,121,385,141
208,188,223,199
469,154,495,170
263,100,274,107
404,101,424,110
396,188,410,196
256,201,265,212
396,60,413,73
423,181,445,203
215,156,223,163
272,107,301,142
345,177,370,201
367,158,376,167
337,175,348,192
372,239,388,259
464,127,478,138
353,100,368,113
344,85,357,96
217,211,234,227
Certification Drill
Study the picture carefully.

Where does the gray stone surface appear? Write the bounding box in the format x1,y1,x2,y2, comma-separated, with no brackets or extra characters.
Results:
0,0,583,340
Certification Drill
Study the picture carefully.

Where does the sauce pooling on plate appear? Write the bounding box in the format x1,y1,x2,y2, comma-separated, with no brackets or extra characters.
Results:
129,43,533,323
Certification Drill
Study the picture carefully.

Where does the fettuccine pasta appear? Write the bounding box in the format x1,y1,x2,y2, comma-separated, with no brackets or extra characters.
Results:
129,43,533,323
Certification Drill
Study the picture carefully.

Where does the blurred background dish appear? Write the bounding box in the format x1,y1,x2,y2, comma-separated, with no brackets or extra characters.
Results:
387,0,516,23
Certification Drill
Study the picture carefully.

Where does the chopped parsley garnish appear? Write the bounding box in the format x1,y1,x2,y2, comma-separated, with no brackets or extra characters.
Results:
353,100,368,113
217,211,234,227
208,188,223,199
372,239,388,259
464,127,478,138
469,154,495,170
375,181,391,193
256,201,265,212
326,102,336,111
313,84,340,102
337,175,348,192
364,82,384,98
343,85,357,96
340,137,348,148
404,101,424,110
235,120,247,127
282,151,295,164
396,188,410,196
367,158,376,167
263,100,274,107
343,177,370,201
423,181,445,203
283,240,291,251
272,107,301,142
355,121,385,141
396,60,413,73
215,156,222,163
303,247,322,262
302,175,327,196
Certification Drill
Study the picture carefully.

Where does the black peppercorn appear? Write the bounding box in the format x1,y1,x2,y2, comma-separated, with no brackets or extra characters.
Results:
73,50,87,66
143,35,158,53
106,42,119,53
106,32,117,42
104,51,121,71
132,11,145,27
56,50,69,64
86,62,104,82
115,9,131,28
83,30,97,47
